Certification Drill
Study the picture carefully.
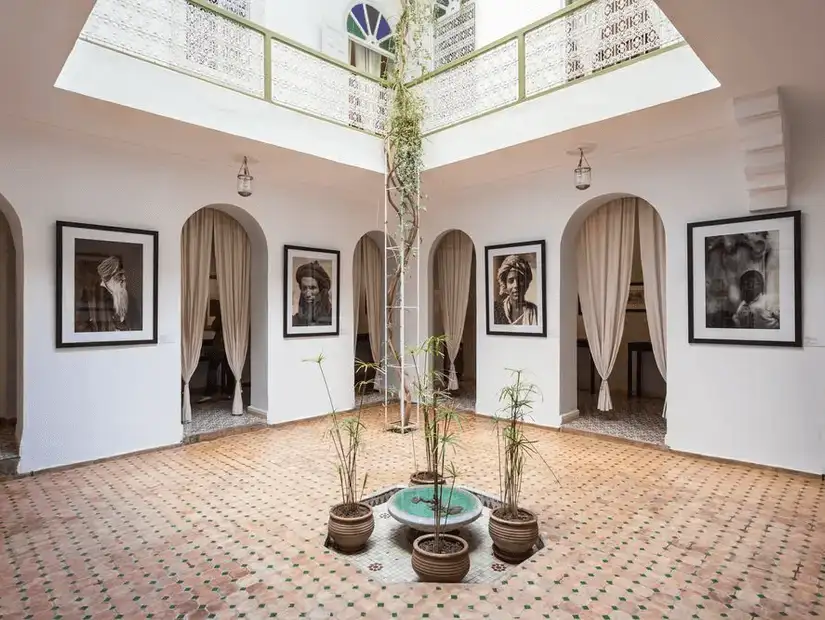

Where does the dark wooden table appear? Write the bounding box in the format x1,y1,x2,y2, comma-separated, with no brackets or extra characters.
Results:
627,341,653,397
577,338,597,394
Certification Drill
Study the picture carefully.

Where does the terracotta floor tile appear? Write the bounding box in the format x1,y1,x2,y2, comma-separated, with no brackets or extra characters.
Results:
1,405,823,619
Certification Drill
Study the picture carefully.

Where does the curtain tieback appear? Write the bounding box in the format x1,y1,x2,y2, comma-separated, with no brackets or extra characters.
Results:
597,378,613,412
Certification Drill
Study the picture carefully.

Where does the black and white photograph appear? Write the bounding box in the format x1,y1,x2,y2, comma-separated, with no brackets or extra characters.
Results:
283,244,340,338
485,240,546,337
687,210,801,347
626,282,645,312
56,221,158,348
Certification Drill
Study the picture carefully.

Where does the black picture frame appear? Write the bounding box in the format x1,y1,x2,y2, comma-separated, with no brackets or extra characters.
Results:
626,282,646,313
56,220,159,348
686,210,802,347
484,239,547,337
283,244,341,338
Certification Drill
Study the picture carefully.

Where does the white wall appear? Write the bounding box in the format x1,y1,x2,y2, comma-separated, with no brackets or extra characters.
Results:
0,118,383,473
423,45,720,170
57,40,385,174
4,78,823,476
474,0,563,47
415,125,825,475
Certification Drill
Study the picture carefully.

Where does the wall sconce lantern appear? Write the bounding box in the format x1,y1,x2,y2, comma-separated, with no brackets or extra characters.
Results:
573,147,592,191
237,156,253,198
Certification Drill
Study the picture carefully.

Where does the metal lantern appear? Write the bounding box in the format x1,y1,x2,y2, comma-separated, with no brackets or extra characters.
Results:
237,156,253,198
574,148,591,191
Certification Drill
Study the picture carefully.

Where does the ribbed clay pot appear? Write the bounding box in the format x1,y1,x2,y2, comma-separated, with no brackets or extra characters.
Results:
488,507,539,563
409,471,445,486
411,534,470,583
328,503,374,553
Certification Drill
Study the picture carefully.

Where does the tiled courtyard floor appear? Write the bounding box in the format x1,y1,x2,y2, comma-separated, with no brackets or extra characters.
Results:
1,404,824,619
564,393,667,446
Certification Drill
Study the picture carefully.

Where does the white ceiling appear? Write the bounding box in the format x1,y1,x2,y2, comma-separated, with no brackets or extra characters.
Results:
654,0,825,99
0,0,382,197
424,0,825,194
3,0,822,199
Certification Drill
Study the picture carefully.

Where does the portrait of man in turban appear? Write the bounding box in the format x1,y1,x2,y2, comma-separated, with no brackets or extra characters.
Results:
492,253,539,326
292,259,333,327
76,253,143,332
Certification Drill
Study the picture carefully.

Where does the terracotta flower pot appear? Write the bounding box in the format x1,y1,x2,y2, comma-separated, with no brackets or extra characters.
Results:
409,470,445,486
488,507,539,563
327,502,374,553
411,534,470,583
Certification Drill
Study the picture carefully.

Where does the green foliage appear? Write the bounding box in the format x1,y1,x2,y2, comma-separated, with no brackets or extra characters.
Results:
381,0,432,399
305,352,371,508
408,335,464,551
494,368,558,519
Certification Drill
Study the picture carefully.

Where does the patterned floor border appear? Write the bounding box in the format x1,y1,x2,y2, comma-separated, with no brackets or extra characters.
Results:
324,484,545,585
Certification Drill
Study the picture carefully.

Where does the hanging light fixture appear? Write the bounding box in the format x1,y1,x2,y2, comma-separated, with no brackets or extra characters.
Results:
237,156,253,198
574,147,592,191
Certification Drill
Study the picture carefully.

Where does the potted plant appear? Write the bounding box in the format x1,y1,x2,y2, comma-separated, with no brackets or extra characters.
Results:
488,368,558,563
306,353,374,553
410,410,470,583
408,335,449,486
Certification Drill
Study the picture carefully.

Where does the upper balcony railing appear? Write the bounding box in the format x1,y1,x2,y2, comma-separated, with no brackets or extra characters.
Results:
78,0,683,139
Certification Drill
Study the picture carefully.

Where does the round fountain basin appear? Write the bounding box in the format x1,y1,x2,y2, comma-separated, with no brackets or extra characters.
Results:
387,485,483,532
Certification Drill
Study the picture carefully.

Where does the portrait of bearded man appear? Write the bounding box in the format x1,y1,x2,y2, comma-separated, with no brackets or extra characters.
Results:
76,255,143,332
292,260,333,327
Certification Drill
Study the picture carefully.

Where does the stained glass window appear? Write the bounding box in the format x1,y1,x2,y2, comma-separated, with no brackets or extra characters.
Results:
347,3,394,54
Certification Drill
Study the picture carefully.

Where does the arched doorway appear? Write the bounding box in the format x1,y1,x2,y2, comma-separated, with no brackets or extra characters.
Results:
180,205,269,439
353,231,393,407
559,195,667,444
0,193,22,471
430,229,477,411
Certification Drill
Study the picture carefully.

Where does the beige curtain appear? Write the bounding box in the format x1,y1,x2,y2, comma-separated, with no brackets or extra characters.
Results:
577,198,636,411
637,200,668,417
436,231,474,390
213,211,251,416
352,43,383,77
353,246,364,348
181,208,215,423
354,235,384,389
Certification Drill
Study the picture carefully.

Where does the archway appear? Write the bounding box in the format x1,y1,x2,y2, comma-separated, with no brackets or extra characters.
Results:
559,195,667,444
430,229,477,411
353,230,393,407
180,205,269,438
0,192,22,469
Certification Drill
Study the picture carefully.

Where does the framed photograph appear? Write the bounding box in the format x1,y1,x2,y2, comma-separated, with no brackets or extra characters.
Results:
626,282,645,312
283,244,340,338
56,220,158,348
687,210,802,347
485,239,546,337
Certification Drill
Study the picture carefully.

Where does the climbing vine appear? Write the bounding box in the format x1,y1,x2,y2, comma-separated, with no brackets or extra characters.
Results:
382,0,431,413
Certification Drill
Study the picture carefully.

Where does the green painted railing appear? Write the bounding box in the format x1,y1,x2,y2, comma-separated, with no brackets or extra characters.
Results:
79,0,684,138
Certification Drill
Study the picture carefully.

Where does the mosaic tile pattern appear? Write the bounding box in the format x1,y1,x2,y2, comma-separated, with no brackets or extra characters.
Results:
0,423,18,460
183,400,267,438
564,392,667,445
334,501,535,585
1,403,823,619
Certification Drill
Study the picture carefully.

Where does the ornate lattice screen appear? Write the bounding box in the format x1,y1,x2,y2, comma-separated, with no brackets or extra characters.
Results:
433,0,476,70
